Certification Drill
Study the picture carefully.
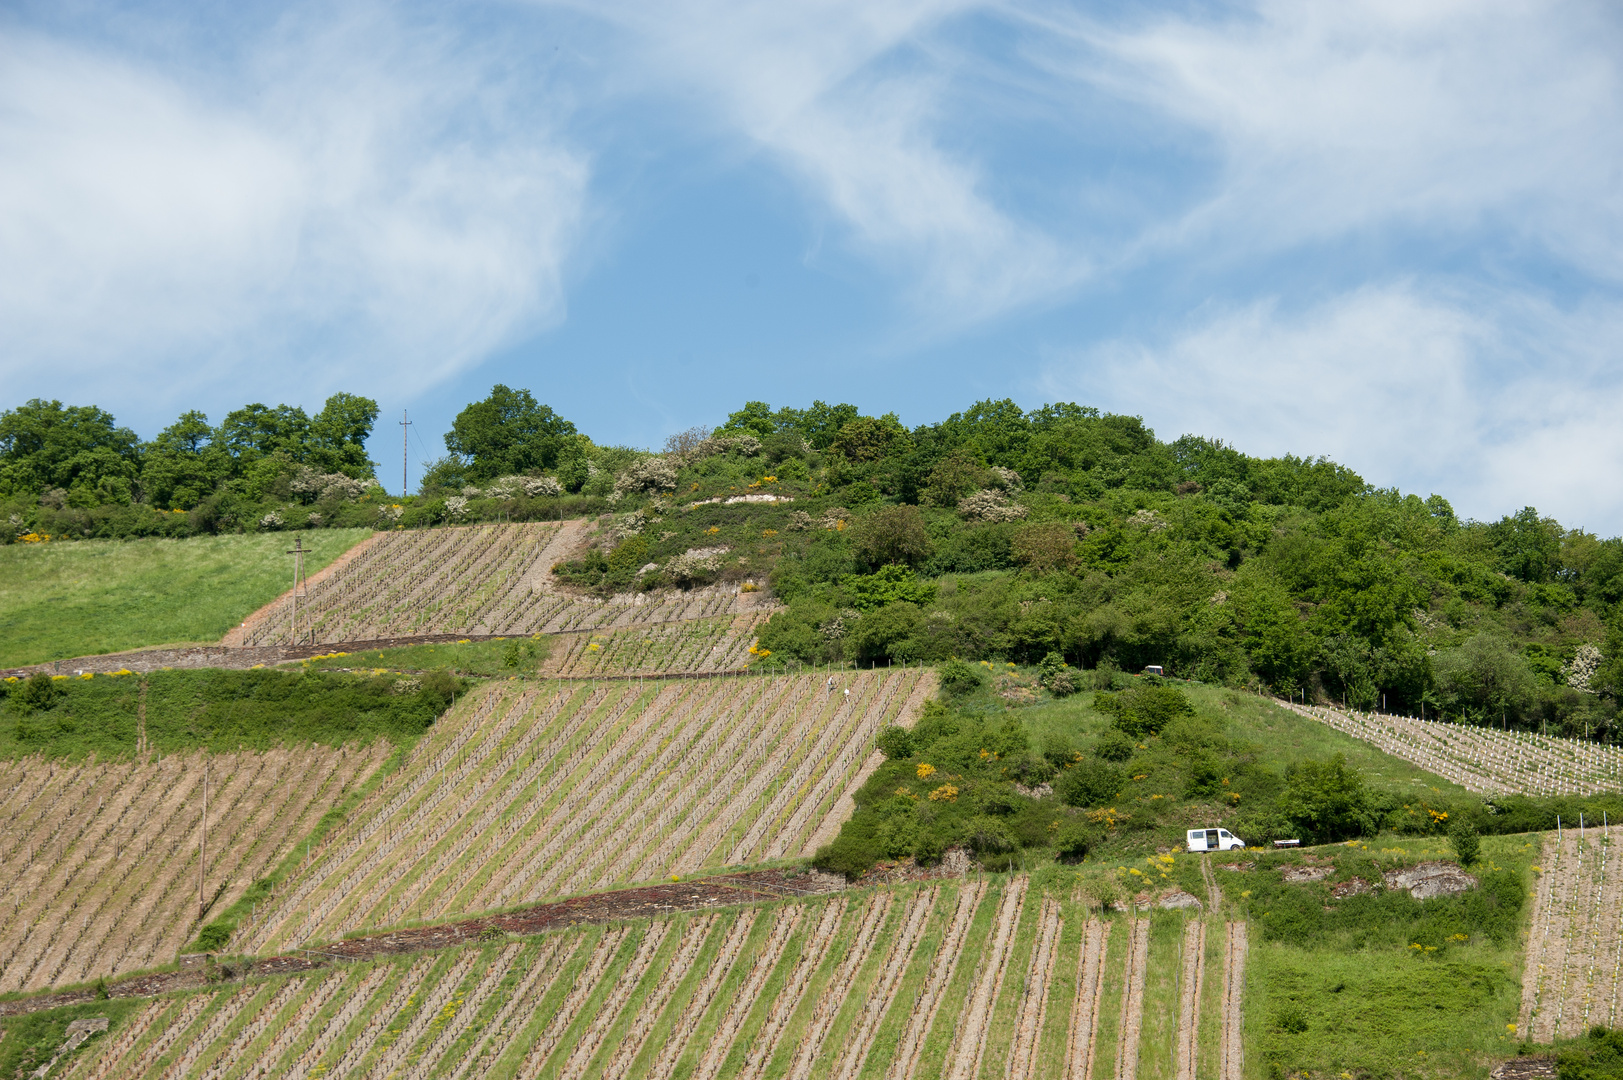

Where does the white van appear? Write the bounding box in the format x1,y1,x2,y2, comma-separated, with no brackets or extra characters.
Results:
1186,828,1246,852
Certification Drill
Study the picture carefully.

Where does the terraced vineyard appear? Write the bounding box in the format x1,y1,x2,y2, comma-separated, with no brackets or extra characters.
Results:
237,670,932,953
1519,824,1623,1041
542,614,770,677
62,880,1246,1080
1286,703,1623,796
232,522,777,647
0,744,391,993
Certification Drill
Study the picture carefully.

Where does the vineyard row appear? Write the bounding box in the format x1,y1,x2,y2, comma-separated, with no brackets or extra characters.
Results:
0,743,391,994
238,670,931,955
65,880,1250,1080
237,522,776,646
1287,702,1623,796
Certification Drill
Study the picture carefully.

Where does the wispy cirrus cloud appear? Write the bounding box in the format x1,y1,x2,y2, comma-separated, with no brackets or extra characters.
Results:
0,9,588,414
560,0,1087,328
1042,283,1623,531
1042,0,1623,275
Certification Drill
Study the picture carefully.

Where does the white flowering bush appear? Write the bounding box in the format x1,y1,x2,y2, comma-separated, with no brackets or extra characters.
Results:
1564,643,1603,694
610,511,646,539
289,466,373,502
307,512,323,526
258,511,285,530
819,507,853,531
958,489,1027,523
444,496,470,519
615,456,680,495
666,546,728,583
987,465,1024,493
376,503,403,522
1129,508,1168,531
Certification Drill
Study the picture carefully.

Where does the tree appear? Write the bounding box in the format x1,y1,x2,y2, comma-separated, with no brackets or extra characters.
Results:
215,403,311,466
141,411,226,510
1433,633,1537,723
1490,506,1562,584
0,399,140,499
444,386,577,481
1011,521,1080,573
308,393,380,478
853,505,932,568
1279,754,1373,843
830,415,910,463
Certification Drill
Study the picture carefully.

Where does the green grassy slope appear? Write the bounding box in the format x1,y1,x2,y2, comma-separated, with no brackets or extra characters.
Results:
0,529,372,667
1020,683,1474,799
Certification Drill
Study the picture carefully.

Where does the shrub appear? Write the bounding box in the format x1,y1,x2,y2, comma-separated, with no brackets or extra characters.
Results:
1041,733,1079,768
1450,819,1482,866
614,456,679,495
875,725,918,760
966,816,1016,854
853,505,933,568
1557,1026,1623,1080
1057,758,1123,808
1094,730,1136,762
939,658,984,697
1096,684,1195,738
1053,822,1098,863
1279,754,1375,844
958,489,1027,523
812,821,884,878
1012,522,1079,572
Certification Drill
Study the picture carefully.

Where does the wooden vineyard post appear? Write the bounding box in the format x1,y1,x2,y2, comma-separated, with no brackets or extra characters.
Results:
199,759,207,924
285,537,310,645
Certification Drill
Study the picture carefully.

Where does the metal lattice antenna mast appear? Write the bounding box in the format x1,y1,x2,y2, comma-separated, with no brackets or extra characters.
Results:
400,409,412,498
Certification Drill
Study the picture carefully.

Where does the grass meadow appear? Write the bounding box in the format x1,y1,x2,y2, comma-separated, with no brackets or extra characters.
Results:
0,530,372,667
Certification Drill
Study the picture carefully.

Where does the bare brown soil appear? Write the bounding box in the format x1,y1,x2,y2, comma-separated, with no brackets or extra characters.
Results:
1521,826,1623,1041
0,744,390,994
1219,922,1248,1080
0,868,828,1018
1067,919,1109,1080
1175,920,1207,1080
1114,918,1150,1080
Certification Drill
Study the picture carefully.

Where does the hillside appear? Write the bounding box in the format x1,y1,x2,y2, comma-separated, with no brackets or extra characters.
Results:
0,530,370,668
6,395,1623,1078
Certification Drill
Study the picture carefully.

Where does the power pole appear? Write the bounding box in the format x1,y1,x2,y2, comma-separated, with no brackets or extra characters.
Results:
286,537,309,644
400,409,412,498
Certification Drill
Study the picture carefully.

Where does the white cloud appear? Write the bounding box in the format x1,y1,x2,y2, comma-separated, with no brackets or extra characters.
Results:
569,0,1084,327
0,15,588,415
1063,0,1623,275
1042,284,1623,533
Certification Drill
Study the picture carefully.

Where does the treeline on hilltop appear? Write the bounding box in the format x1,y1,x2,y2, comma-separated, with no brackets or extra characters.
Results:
4,388,1622,738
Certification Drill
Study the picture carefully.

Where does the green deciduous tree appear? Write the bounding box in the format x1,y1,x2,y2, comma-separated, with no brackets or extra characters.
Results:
0,399,140,500
444,385,577,481
853,504,932,568
1279,754,1374,843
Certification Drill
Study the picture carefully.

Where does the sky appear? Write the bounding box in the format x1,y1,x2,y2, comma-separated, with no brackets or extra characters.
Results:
2,0,1621,531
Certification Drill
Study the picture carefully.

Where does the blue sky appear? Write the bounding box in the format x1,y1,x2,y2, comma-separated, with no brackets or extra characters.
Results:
3,1,1621,530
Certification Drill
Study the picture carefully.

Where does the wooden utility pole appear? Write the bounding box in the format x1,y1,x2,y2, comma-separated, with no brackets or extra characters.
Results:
199,760,207,924
400,409,412,498
286,537,309,644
